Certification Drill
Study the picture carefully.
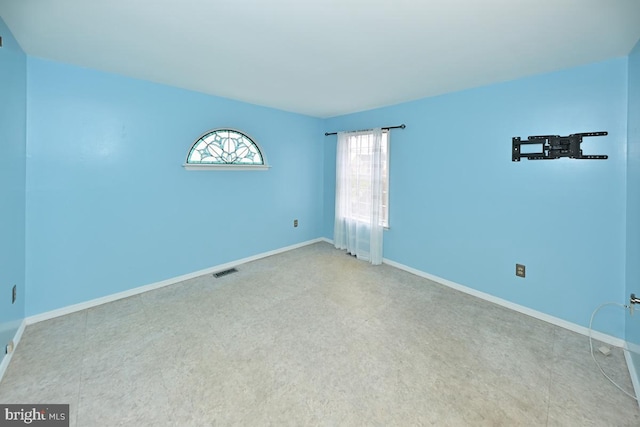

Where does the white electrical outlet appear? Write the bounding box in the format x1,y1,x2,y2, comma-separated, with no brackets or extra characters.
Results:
5,340,14,354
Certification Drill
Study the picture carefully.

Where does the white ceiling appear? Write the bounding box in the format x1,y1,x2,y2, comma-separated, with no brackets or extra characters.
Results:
1,0,639,118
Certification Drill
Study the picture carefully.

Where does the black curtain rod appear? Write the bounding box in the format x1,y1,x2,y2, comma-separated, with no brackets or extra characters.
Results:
324,124,406,136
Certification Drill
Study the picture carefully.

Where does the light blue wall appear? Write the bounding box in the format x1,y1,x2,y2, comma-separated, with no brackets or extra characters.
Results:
0,18,26,362
626,39,640,378
25,57,324,316
324,58,628,337
8,33,638,343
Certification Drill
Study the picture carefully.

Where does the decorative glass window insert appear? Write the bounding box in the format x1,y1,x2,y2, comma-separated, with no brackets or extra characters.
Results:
184,128,268,170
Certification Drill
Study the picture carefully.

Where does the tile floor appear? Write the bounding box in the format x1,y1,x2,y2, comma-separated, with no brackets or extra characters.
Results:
0,242,639,426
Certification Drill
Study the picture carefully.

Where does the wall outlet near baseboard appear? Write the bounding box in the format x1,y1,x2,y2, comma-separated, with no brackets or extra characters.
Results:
5,340,14,354
12,285,16,304
294,219,298,227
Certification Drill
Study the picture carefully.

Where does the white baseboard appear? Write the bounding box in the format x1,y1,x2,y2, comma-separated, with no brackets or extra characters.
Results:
623,347,640,407
625,341,640,406
9,237,636,394
382,257,626,348
0,320,26,384
325,240,625,346
627,341,640,356
335,244,639,404
26,238,324,325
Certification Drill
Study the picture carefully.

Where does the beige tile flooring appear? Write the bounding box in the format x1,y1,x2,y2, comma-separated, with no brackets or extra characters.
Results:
0,242,639,426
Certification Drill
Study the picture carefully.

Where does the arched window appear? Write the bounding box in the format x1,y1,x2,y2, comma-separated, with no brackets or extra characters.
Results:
183,128,269,170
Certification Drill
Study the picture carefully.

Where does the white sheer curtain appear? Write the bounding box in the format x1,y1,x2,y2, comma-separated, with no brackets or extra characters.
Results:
334,128,384,265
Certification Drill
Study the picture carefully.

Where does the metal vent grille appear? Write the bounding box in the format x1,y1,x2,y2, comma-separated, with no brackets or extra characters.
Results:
213,268,238,278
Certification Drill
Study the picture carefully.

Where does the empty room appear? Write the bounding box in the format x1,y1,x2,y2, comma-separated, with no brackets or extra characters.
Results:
1,1,640,425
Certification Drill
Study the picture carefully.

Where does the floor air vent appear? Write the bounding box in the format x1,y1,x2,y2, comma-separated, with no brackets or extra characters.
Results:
213,268,238,278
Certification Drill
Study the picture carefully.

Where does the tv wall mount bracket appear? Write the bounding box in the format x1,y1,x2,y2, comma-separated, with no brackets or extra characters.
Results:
512,132,608,161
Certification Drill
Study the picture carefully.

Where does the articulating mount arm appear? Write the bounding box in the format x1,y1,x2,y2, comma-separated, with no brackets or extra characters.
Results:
512,132,608,161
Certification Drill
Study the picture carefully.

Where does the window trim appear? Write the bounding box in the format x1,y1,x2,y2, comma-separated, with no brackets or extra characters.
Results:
183,128,270,170
338,129,390,228
182,163,271,171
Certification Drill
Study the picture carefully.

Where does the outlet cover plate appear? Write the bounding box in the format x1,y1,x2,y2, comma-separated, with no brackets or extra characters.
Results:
516,264,526,278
